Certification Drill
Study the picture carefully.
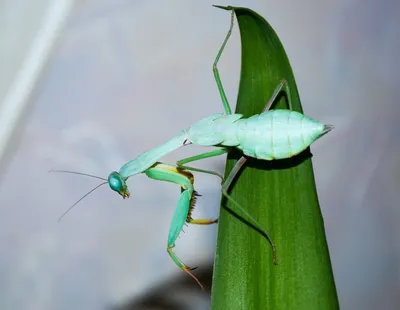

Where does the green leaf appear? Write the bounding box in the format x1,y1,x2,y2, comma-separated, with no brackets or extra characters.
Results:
211,6,339,309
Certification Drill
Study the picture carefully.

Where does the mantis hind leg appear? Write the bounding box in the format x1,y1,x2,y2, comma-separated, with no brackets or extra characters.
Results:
263,79,293,112
213,8,235,115
221,156,278,264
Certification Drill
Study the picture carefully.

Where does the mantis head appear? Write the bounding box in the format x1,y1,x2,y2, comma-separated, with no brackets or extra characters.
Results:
49,169,130,221
108,171,130,198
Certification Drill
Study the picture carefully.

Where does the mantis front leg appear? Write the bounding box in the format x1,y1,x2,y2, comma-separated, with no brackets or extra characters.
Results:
145,163,218,290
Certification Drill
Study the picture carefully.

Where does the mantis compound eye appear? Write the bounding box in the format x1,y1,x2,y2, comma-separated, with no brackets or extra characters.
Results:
108,171,130,198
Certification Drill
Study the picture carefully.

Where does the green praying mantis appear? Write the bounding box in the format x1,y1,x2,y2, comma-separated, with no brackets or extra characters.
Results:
53,7,333,290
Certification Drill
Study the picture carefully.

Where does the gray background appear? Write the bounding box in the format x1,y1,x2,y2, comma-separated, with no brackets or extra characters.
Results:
0,0,399,309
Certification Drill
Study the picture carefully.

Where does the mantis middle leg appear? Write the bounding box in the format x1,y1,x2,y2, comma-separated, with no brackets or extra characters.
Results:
177,148,228,181
213,8,235,115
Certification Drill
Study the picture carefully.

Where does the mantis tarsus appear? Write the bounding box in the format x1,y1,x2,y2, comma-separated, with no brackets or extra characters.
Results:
54,6,333,289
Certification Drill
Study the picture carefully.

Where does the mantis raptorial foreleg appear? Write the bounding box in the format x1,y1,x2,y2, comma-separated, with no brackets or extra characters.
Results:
166,188,204,289
145,163,219,290
185,191,218,225
187,218,218,225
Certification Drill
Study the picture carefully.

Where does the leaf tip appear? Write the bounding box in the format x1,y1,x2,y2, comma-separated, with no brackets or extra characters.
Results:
212,5,233,11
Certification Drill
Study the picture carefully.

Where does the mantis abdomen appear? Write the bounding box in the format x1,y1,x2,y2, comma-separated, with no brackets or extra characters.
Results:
187,110,332,160
235,110,332,159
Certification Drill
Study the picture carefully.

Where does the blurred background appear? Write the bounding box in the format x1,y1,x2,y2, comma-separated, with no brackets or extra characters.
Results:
0,0,399,309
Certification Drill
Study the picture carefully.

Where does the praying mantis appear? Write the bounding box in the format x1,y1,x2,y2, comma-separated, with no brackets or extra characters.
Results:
54,7,333,290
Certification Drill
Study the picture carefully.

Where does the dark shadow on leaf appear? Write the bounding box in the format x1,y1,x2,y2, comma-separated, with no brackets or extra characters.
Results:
111,262,213,310
226,147,312,172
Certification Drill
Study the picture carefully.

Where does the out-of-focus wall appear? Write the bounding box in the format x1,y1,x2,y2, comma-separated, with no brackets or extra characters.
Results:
0,0,75,166
0,1,398,309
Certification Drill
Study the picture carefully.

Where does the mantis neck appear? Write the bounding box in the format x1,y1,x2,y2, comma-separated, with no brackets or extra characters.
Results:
119,130,188,179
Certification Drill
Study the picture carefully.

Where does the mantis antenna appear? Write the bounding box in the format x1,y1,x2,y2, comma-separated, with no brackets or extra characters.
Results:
48,169,107,181
49,169,109,221
57,181,108,222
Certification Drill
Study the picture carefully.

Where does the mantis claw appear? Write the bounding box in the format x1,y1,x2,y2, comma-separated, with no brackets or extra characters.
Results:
183,266,204,291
